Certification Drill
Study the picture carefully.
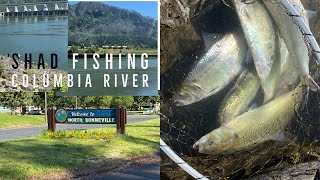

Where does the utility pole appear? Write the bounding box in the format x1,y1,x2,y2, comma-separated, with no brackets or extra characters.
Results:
45,92,47,122
75,96,77,109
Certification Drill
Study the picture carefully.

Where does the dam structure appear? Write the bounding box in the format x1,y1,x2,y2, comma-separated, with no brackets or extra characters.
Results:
0,1,68,16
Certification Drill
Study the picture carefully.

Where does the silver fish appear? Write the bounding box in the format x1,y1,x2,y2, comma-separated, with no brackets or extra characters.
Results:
262,0,320,91
173,30,248,106
218,37,295,126
232,0,279,102
217,68,261,125
274,37,300,97
193,83,303,154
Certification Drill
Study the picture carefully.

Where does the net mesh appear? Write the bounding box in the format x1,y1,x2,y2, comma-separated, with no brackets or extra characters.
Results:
160,0,320,179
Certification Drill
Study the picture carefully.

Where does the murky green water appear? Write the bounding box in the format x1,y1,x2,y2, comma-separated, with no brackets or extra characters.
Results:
0,16,68,68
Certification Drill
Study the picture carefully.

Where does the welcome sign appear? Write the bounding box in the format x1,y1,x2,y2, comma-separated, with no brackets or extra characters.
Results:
55,109,117,124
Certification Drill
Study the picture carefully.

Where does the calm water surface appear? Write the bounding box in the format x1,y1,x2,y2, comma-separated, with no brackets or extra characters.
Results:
0,16,68,68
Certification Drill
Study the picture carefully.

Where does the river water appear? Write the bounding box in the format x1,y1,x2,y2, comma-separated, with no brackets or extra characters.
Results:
0,16,68,68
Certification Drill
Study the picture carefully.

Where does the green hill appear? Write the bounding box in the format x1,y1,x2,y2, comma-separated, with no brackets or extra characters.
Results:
68,2,157,48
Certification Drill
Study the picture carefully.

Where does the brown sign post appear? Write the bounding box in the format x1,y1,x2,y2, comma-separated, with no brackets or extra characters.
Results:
47,107,127,134
116,107,127,134
47,108,56,132
119,107,127,134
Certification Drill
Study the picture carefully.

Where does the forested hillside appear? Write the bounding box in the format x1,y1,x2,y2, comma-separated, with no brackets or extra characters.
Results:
68,2,157,48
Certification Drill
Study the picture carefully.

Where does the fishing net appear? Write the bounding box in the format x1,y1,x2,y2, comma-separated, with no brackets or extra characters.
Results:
160,0,320,179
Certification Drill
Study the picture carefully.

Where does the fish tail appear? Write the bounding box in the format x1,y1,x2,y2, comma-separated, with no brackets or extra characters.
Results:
303,75,320,92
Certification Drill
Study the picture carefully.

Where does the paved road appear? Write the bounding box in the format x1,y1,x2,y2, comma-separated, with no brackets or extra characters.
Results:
92,152,160,180
0,115,159,141
95,163,160,180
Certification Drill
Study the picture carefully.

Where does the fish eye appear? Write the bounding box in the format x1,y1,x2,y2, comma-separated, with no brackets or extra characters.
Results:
208,141,216,146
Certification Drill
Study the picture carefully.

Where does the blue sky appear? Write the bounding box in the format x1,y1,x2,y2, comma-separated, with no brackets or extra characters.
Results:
69,1,158,20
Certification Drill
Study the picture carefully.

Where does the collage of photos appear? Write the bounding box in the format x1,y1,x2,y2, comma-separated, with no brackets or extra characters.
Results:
0,0,320,179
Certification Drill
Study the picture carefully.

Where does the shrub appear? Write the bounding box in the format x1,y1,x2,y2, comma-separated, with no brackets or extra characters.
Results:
68,45,79,53
40,130,116,141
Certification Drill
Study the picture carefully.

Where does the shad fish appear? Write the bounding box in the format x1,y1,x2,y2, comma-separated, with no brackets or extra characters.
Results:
173,30,247,106
274,38,300,97
193,83,303,154
217,68,261,125
218,37,293,123
232,0,279,103
262,0,320,91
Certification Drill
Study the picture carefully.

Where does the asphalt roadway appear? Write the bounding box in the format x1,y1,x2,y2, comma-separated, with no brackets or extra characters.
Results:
94,163,160,180
0,115,159,141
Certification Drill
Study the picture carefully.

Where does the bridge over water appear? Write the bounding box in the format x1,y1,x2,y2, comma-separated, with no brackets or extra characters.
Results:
0,1,68,16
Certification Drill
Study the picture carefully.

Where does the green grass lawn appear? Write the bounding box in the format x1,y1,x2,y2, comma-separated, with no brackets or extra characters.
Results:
0,113,46,129
0,118,160,179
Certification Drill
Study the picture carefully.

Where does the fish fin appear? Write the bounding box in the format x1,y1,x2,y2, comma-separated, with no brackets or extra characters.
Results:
303,75,320,92
202,32,221,50
306,10,317,19
272,131,286,141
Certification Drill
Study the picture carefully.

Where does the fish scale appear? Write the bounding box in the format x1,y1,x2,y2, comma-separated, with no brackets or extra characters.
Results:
217,68,261,126
232,0,278,103
194,84,302,154
173,30,247,106
263,0,320,91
